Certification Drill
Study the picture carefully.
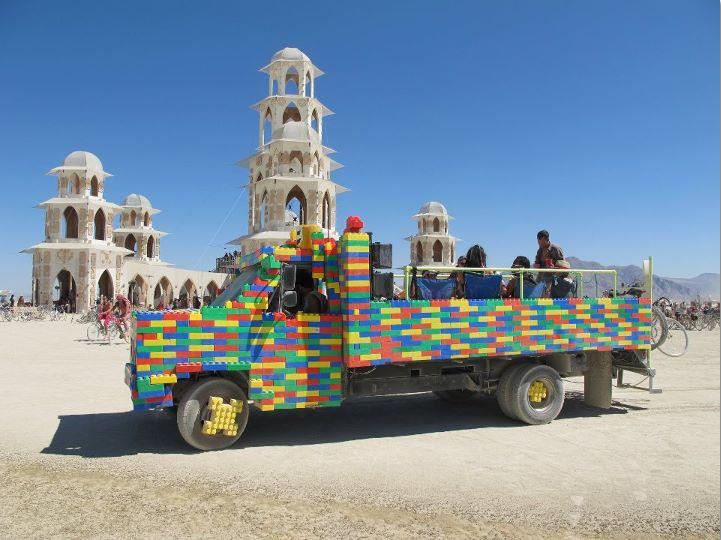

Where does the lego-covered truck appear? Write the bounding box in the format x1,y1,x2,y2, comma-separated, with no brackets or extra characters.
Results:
125,220,653,450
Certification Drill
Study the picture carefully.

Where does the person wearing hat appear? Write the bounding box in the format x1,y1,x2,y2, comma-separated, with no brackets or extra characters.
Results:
550,259,575,298
502,256,537,299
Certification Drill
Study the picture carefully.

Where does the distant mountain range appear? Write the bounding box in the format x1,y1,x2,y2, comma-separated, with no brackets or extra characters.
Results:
567,257,720,301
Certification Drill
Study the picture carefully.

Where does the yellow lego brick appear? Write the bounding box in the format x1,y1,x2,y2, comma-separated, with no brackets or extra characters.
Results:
296,349,322,357
212,320,237,328
297,327,321,334
148,320,177,328
307,361,331,368
149,351,181,359
190,312,202,320
401,329,423,336
136,364,150,372
260,362,285,369
189,345,215,352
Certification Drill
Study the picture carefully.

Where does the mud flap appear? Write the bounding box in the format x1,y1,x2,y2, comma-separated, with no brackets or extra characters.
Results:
584,351,613,409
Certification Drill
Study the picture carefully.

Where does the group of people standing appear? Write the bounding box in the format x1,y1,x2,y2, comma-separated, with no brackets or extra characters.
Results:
450,229,575,299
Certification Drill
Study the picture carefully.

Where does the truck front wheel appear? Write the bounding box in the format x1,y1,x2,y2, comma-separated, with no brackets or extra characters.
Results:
177,377,249,451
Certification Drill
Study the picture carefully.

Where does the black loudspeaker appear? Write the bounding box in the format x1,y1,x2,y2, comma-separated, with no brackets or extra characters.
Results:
370,242,393,269
372,272,394,299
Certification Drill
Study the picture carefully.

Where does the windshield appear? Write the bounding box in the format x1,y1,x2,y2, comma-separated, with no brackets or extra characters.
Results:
211,265,260,307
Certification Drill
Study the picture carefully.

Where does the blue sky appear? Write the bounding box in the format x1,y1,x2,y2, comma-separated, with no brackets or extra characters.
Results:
1,0,718,295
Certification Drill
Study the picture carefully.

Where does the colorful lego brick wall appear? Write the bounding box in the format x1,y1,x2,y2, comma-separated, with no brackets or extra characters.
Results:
335,231,651,368
343,297,652,368
127,228,344,411
338,232,372,361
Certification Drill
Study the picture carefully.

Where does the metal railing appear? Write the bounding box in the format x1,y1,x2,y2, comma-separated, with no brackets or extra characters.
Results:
399,266,618,300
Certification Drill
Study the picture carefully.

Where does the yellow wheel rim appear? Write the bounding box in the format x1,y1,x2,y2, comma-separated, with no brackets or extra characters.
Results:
528,380,548,403
201,395,244,437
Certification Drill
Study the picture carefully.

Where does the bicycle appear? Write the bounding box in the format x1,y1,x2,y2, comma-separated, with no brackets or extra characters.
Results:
87,316,127,342
48,306,67,321
75,307,98,324
657,316,689,357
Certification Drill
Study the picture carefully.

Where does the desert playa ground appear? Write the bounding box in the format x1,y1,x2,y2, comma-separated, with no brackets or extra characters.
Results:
0,320,718,539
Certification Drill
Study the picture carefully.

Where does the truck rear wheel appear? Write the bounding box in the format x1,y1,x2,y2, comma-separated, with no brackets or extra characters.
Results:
177,377,249,451
496,363,528,420
507,364,565,425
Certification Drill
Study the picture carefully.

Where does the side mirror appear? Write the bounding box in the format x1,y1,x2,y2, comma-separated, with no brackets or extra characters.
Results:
282,265,296,290
282,290,298,308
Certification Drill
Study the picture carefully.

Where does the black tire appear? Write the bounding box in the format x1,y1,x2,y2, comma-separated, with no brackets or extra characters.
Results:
495,363,528,420
433,389,479,403
651,306,668,350
507,364,565,425
177,377,249,451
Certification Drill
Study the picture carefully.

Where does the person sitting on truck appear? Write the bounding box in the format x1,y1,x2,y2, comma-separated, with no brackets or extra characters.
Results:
450,256,467,298
502,256,536,298
455,246,487,298
549,260,576,298
465,245,487,270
